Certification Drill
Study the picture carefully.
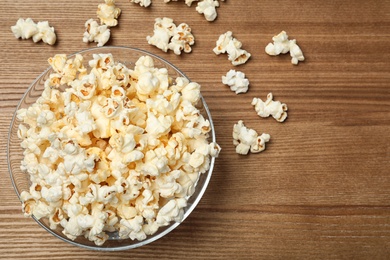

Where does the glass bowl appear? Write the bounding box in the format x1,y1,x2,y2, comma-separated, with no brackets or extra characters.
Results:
7,46,216,251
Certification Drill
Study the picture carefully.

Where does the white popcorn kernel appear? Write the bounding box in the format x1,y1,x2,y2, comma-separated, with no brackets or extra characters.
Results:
214,31,251,66
168,23,195,55
32,21,57,45
251,93,288,122
156,170,182,198
97,0,121,27
48,54,67,74
209,142,221,157
49,208,64,229
265,31,305,65
196,0,219,22
251,133,271,154
83,19,111,47
119,215,146,240
130,0,152,7
96,185,118,204
156,198,187,226
147,17,176,52
117,204,138,219
62,216,84,240
181,82,201,105
136,71,160,96
233,120,270,155
11,18,56,45
41,186,63,203
222,69,249,94
265,31,290,56
289,39,305,65
189,152,205,169
11,18,38,40
32,200,53,220
213,30,233,55
145,112,173,137
20,191,36,217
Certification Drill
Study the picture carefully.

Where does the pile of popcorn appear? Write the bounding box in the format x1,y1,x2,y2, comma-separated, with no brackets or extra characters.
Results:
16,53,220,245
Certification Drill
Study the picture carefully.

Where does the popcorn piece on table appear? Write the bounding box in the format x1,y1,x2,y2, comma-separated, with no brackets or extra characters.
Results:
289,39,305,65
130,0,152,7
147,18,195,55
11,18,56,45
251,93,288,122
147,17,176,52
233,120,270,155
195,0,220,22
165,0,224,21
97,0,121,27
213,31,251,66
168,23,195,55
265,31,290,56
83,19,111,47
222,69,249,94
265,31,305,65
17,52,221,246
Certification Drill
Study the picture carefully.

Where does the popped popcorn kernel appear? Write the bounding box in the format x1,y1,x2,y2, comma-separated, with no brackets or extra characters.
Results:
222,69,249,94
147,18,195,55
83,19,111,47
165,0,225,21
196,0,220,22
130,0,152,7
11,18,56,45
233,120,270,155
17,52,219,246
97,0,121,27
265,31,305,65
213,31,251,66
251,93,288,122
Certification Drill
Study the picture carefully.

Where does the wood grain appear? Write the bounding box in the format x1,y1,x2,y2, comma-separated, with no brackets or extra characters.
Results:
1,0,389,259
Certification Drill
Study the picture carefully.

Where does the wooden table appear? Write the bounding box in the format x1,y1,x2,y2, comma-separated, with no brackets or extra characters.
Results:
1,0,389,259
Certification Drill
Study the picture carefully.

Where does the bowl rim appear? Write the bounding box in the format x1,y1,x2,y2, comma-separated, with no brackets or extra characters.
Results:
7,46,216,251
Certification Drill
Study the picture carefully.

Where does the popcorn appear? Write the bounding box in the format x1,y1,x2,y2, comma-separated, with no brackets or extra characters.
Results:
156,198,187,226
97,0,121,27
165,0,224,21
17,53,220,246
147,18,195,55
222,69,249,94
213,31,251,66
83,0,121,47
265,31,305,65
130,0,152,7
146,17,176,52
233,120,270,155
83,19,111,47
289,39,305,65
251,93,288,122
195,0,220,22
168,23,195,55
265,31,290,56
11,18,56,45
33,21,57,45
